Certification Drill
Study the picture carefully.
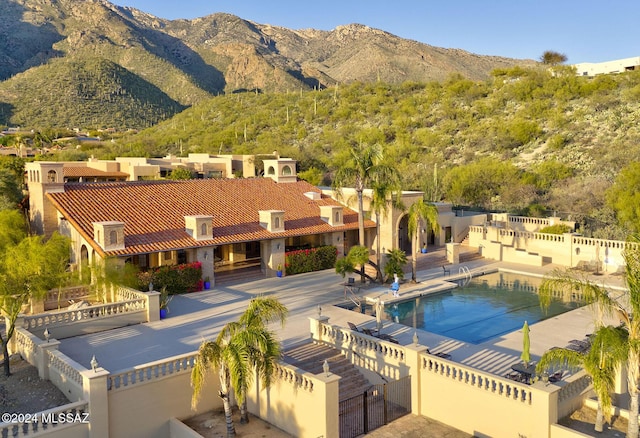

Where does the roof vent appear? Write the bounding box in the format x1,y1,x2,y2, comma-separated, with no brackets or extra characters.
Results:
93,221,125,251
185,215,214,241
304,191,321,201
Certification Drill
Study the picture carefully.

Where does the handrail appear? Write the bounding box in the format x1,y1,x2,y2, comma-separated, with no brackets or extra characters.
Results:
458,266,471,286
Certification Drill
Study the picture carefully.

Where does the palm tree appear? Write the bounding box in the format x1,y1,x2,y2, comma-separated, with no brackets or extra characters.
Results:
191,297,287,437
368,179,402,282
332,142,399,247
407,199,439,283
536,326,626,432
539,235,640,438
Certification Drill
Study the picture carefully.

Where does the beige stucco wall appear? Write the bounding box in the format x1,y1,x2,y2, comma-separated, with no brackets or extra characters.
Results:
108,363,221,438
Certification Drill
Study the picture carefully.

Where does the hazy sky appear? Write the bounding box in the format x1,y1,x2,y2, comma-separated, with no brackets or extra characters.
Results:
111,0,637,64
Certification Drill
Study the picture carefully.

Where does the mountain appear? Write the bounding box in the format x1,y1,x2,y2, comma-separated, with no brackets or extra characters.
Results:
0,0,535,129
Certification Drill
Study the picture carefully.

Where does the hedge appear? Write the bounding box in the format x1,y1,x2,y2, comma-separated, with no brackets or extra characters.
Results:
137,261,203,294
285,245,337,275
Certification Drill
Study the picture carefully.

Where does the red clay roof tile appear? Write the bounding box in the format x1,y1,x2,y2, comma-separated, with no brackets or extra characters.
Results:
47,178,373,256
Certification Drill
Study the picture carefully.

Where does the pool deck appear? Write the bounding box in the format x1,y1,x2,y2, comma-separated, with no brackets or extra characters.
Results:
58,247,626,382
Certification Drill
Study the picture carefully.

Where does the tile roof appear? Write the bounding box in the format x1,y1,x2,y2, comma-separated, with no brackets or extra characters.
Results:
47,178,373,257
63,167,129,178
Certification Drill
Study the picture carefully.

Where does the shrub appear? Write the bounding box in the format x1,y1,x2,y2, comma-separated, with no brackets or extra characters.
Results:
138,261,203,294
285,245,337,275
539,224,572,234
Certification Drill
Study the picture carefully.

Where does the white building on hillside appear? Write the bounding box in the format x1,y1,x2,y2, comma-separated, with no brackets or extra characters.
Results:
573,56,640,76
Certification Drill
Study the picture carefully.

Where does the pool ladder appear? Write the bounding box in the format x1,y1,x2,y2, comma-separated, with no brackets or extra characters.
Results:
346,286,361,308
459,266,471,286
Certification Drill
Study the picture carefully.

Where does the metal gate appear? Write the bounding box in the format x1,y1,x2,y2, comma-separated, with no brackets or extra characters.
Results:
339,376,411,438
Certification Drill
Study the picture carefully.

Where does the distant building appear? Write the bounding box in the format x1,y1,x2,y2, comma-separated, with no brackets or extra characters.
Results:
573,56,640,76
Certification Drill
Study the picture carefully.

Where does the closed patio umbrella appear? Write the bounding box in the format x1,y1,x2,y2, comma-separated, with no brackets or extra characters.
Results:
521,321,531,365
376,299,383,333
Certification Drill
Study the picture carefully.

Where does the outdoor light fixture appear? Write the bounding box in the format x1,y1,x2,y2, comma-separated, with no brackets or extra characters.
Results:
276,243,281,250
413,331,419,346
317,305,322,317
44,327,50,343
204,251,208,260
90,355,98,372
542,371,549,386
323,359,330,377
149,281,154,291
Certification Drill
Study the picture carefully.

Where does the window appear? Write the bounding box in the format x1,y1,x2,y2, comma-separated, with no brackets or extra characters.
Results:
47,170,57,183
109,230,117,245
267,166,275,175
275,217,280,228
282,165,292,176
201,223,208,236
335,211,341,223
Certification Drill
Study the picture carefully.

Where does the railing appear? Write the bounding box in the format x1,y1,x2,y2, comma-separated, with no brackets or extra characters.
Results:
108,352,198,390
421,355,533,404
498,229,566,242
0,400,89,438
273,362,315,393
114,285,148,302
572,236,638,252
13,328,38,359
49,350,83,387
557,373,591,403
22,298,147,331
44,285,91,309
508,216,551,226
320,324,405,363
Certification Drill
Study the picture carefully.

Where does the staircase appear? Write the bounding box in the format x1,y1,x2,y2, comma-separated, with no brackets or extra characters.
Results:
283,342,372,401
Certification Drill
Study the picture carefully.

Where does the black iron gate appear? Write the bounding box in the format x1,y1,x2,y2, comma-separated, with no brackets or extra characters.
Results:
339,376,411,438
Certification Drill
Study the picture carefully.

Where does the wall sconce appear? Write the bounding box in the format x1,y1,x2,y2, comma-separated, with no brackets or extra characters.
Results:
204,251,208,260
575,247,580,255
276,243,281,250
337,236,341,242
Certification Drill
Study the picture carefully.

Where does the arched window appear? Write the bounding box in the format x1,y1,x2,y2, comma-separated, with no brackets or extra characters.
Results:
201,223,207,236
267,166,276,175
275,217,280,228
47,169,57,183
335,211,341,222
109,230,117,245
282,165,292,176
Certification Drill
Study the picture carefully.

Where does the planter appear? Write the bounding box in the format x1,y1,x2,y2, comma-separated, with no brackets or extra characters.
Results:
421,248,427,254
204,281,211,290
160,308,168,319
276,270,283,278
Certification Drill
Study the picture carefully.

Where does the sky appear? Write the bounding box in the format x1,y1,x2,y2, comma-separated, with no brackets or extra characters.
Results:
110,0,638,64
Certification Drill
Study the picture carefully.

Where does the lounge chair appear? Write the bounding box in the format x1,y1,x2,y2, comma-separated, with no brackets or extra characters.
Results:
347,322,361,332
442,266,450,276
549,371,563,383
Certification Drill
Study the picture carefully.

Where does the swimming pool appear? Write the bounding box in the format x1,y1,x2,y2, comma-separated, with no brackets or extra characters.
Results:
369,271,582,344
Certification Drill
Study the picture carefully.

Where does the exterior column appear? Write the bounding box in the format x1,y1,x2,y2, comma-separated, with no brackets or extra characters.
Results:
446,242,460,264
403,342,429,415
315,371,341,438
146,290,160,322
309,315,330,343
81,367,110,438
38,339,61,380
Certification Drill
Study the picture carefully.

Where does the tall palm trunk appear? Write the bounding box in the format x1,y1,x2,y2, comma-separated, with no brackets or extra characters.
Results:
375,211,383,282
357,188,365,246
628,353,640,438
218,365,236,438
595,399,604,432
411,231,418,283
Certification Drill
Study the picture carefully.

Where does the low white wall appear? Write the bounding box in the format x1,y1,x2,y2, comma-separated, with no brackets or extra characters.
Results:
107,353,222,438
419,355,559,437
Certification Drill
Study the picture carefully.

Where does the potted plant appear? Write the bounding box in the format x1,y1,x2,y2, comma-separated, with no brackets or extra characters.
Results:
421,243,427,254
276,264,283,278
159,287,172,319
203,276,211,290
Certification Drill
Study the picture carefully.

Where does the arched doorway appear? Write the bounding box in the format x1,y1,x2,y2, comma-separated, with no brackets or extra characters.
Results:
398,215,411,254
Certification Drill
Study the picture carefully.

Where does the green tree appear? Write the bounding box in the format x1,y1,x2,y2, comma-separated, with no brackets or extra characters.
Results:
297,167,323,186
368,178,402,281
539,237,640,438
407,199,439,283
540,50,568,65
606,162,640,233
167,167,194,180
0,232,72,376
335,245,377,283
536,326,626,432
384,248,407,282
191,297,287,437
332,142,399,246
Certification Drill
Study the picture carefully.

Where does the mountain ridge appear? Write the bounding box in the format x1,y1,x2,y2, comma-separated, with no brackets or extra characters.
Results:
0,0,536,128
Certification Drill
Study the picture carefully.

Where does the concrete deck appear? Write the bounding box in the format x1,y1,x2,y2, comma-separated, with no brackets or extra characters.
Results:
58,248,626,383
